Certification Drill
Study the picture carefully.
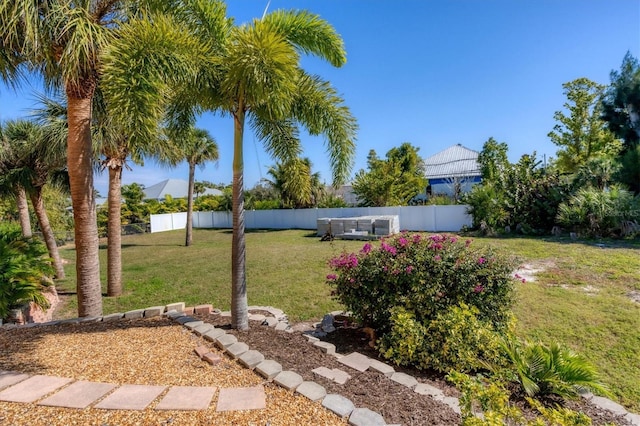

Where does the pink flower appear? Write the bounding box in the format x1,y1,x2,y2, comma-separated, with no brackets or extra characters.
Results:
412,234,422,243
477,257,486,265
360,243,372,254
473,284,484,293
398,237,408,247
326,274,337,280
381,242,397,255
514,273,522,279
465,239,472,247
521,278,526,283
450,237,458,243
434,255,442,262
405,265,414,274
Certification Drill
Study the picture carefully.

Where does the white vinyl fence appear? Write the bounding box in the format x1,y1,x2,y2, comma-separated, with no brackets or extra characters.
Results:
150,205,472,233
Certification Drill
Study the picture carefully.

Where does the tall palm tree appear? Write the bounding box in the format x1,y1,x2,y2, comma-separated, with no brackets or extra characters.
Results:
102,4,357,330
0,121,32,237
0,120,67,279
266,157,321,208
159,127,219,246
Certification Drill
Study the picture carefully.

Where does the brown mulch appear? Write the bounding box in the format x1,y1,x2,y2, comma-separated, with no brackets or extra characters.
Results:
200,313,634,426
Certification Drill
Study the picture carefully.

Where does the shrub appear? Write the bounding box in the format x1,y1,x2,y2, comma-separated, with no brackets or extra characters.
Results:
327,233,518,334
379,304,506,373
0,223,54,320
556,185,640,237
448,371,594,426
492,338,610,400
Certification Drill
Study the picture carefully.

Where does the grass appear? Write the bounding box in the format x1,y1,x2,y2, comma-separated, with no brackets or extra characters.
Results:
55,229,640,412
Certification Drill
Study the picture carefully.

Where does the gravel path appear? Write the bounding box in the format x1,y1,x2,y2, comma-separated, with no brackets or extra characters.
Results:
0,317,346,426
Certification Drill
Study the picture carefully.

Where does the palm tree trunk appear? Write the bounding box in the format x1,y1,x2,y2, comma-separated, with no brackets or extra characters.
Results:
16,184,32,238
231,106,248,330
66,87,103,317
29,187,65,279
185,162,195,247
107,164,123,296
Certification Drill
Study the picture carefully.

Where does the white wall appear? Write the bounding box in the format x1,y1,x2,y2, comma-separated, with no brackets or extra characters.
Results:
150,205,472,233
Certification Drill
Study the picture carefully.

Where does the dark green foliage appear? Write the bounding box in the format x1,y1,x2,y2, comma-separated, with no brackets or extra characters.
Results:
466,142,570,234
556,185,640,237
495,338,610,400
0,223,53,319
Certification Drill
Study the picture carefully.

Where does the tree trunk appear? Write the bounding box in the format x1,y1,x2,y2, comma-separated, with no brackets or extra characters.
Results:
107,164,123,296
29,187,65,279
185,162,195,247
66,87,103,317
231,106,248,330
16,184,32,238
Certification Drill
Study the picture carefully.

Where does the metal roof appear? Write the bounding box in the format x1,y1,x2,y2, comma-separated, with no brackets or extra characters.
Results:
143,179,223,200
424,144,481,179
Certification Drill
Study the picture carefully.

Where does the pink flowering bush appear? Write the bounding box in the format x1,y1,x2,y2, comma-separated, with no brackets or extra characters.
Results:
327,232,517,334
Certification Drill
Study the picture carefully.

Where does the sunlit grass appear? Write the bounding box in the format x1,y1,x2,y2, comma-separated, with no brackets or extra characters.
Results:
56,230,640,411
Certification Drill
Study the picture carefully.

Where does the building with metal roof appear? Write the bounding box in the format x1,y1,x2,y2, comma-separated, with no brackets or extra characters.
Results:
424,144,481,199
143,179,223,201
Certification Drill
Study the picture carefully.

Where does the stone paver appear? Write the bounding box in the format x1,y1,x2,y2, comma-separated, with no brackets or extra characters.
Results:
194,304,213,315
321,394,355,418
0,375,73,403
143,306,165,317
215,333,238,349
165,302,185,312
313,341,336,354
183,320,204,330
202,353,222,365
295,381,326,401
274,321,289,331
0,371,30,390
225,342,249,359
249,313,266,322
337,352,371,372
390,372,418,389
155,386,217,410
94,384,166,410
368,359,395,377
175,316,197,325
590,395,629,416
255,360,282,380
194,345,210,359
124,309,145,319
312,366,335,381
203,328,226,341
441,396,461,414
238,350,264,369
38,381,116,409
264,317,278,327
414,383,444,397
193,324,214,336
273,371,303,391
348,407,386,426
216,386,266,411
102,313,124,322
331,369,351,385
625,412,640,426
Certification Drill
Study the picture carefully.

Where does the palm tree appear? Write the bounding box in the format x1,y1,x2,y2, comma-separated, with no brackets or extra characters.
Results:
0,120,67,279
101,4,357,329
160,127,219,246
0,121,32,237
265,157,323,208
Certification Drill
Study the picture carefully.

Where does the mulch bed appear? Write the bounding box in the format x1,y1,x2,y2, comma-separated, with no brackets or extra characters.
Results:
199,313,633,426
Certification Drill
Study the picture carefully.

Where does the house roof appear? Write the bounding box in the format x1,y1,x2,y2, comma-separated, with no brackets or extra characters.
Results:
424,144,481,179
143,179,222,200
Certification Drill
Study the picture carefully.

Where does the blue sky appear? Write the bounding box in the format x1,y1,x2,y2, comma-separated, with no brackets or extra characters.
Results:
1,0,638,196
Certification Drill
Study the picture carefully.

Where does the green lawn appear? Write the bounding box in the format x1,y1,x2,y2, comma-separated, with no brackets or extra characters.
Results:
56,229,640,411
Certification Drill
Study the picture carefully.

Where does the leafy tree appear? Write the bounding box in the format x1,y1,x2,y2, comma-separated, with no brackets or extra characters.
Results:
478,137,509,183
352,143,427,207
0,121,32,237
102,4,357,330
548,78,622,175
601,52,640,149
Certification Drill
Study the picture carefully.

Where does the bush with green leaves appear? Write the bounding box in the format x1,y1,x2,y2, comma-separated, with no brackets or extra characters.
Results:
0,223,54,320
379,304,507,373
490,338,610,400
448,371,593,425
556,185,640,237
327,233,517,333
